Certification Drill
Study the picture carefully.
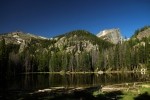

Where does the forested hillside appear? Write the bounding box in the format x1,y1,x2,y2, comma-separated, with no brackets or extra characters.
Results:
0,27,150,77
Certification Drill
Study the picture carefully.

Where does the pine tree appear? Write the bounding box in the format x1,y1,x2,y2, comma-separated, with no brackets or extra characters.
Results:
0,38,7,75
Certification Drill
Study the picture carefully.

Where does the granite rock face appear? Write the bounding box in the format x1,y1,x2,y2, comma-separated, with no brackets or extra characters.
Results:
53,30,99,54
136,28,150,40
97,28,122,44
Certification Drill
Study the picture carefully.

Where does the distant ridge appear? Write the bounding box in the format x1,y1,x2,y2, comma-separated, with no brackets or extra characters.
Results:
0,31,48,44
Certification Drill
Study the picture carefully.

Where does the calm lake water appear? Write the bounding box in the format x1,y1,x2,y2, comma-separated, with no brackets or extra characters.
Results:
1,72,150,99
3,73,150,91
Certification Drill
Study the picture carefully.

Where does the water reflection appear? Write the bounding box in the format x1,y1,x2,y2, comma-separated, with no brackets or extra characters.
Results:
5,72,149,92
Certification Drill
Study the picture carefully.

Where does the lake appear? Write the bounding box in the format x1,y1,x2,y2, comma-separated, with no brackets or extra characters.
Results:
1,72,150,99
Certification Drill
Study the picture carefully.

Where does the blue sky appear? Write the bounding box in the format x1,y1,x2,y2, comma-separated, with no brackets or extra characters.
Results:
0,0,150,38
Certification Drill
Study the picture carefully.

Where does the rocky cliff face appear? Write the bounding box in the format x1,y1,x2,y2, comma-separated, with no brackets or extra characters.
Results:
136,28,150,40
97,28,122,44
52,30,100,54
54,35,99,53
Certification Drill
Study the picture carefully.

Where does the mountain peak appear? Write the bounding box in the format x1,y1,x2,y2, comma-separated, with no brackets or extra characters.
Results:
97,28,122,44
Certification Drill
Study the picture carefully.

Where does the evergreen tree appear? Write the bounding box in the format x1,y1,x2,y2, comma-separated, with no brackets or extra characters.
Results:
0,38,7,76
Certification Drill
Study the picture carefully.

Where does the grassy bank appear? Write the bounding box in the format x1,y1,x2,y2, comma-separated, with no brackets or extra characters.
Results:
93,82,150,100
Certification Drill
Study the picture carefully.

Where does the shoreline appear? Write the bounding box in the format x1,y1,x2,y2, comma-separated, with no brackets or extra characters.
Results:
22,70,149,74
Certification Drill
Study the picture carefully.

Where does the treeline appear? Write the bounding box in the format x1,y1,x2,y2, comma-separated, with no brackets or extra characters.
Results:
100,37,150,71
0,30,150,76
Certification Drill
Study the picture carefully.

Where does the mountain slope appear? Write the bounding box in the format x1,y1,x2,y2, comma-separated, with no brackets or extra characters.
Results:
53,30,113,53
132,26,150,40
